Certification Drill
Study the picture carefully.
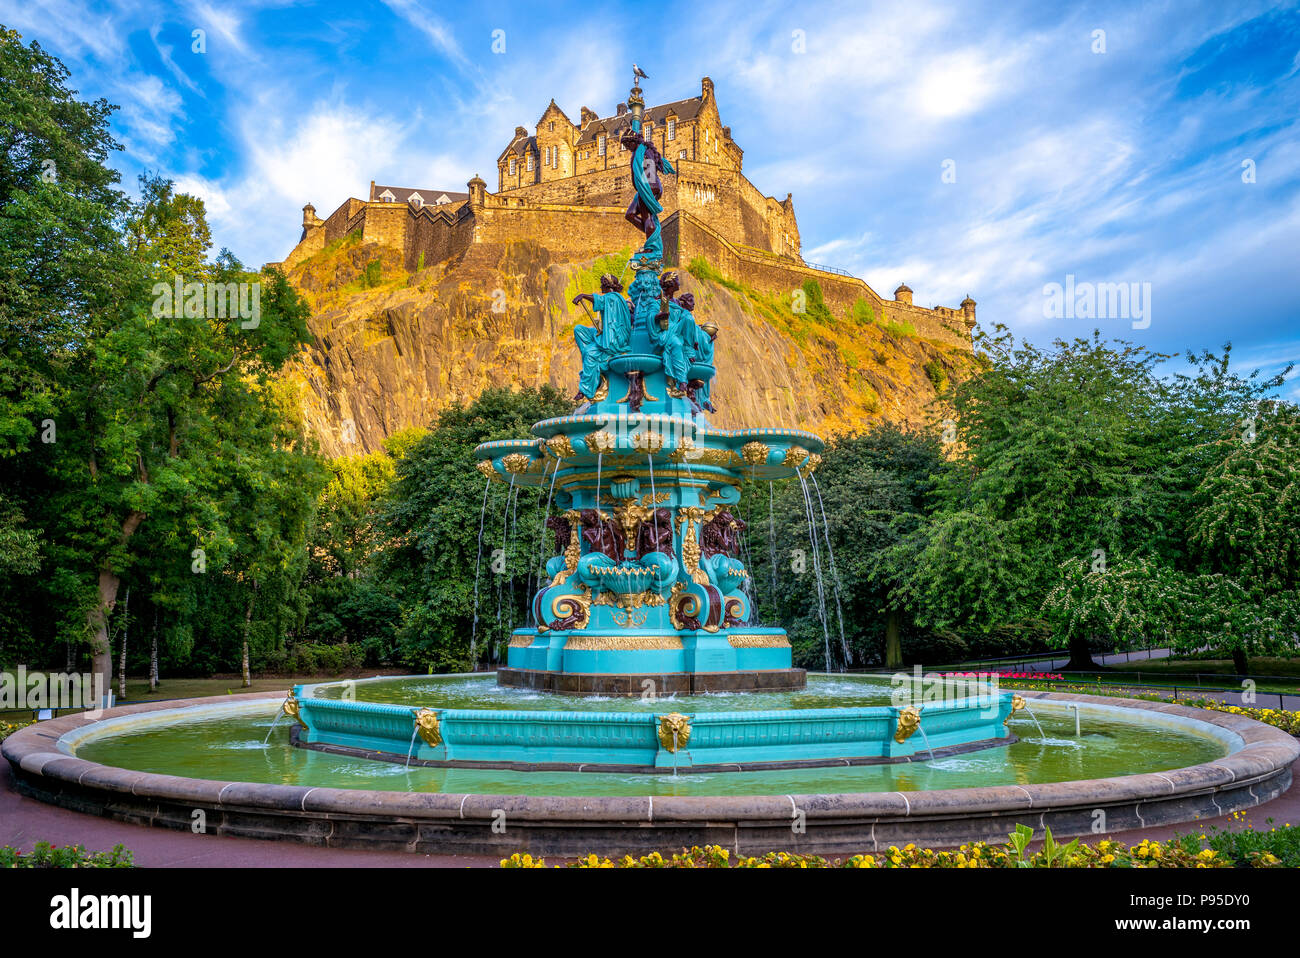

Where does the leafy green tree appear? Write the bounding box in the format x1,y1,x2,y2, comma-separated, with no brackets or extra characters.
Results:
379,386,570,671
1186,402,1300,672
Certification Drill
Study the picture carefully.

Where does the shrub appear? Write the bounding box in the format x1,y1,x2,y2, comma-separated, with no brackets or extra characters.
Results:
0,842,134,868
924,359,948,391
0,720,34,742
364,259,382,288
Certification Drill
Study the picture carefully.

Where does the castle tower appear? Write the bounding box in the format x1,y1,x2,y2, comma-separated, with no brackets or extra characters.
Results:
468,174,487,208
894,283,913,305
961,295,977,328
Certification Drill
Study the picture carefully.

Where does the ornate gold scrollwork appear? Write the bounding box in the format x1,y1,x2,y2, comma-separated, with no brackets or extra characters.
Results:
1004,694,1026,727
610,608,649,628
895,706,922,744
657,712,692,752
726,634,792,648
547,435,576,459
799,453,823,477
549,591,592,630
414,708,442,747
741,441,770,465
508,634,534,648
675,506,711,587
668,582,702,630
562,634,682,651
283,691,308,731
593,375,609,401
551,509,583,586
476,459,496,479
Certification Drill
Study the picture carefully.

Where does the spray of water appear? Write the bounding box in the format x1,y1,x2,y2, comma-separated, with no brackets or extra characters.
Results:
810,474,851,667
797,473,832,671
470,476,492,664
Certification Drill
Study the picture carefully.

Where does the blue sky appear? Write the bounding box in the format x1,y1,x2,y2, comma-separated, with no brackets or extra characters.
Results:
5,0,1299,396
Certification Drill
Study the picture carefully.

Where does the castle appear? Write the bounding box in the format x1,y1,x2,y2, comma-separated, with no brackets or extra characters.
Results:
280,77,976,349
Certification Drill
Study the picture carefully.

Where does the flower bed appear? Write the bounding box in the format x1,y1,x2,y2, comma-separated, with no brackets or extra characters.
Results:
501,822,1299,868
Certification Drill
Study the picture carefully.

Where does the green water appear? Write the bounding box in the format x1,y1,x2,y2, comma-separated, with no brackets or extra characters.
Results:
73,676,1228,797
309,673,907,711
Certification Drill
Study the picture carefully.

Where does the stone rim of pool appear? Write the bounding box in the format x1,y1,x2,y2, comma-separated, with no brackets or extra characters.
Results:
5,680,1296,856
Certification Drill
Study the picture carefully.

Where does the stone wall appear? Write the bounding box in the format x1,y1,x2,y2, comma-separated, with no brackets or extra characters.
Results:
286,192,971,349
665,211,973,349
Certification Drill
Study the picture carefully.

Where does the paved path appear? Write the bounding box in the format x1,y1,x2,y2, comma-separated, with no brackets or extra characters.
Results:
3,756,1296,866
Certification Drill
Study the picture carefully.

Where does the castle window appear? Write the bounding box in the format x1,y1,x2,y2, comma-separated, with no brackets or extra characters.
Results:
548,121,555,131
509,157,516,175
667,118,676,140
679,150,687,159
645,123,652,140
526,153,534,171
598,134,606,156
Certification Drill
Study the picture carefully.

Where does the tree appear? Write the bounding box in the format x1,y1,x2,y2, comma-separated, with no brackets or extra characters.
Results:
378,386,570,671
1041,554,1182,668
1186,402,1300,672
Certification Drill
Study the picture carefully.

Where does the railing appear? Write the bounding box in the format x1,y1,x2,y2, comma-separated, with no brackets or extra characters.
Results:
800,260,853,277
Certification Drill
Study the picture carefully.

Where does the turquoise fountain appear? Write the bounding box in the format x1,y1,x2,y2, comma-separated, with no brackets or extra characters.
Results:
477,76,818,696
288,73,1018,771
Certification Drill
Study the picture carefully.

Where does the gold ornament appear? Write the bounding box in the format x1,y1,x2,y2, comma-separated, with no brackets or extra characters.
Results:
895,706,922,744
562,633,682,651
1004,694,1026,727
476,459,496,479
414,708,442,747
741,441,770,465
502,453,532,475
283,691,308,732
784,446,809,469
675,506,711,587
631,431,665,455
726,634,791,648
551,509,583,586
547,435,576,459
593,375,609,401
549,591,592,630
657,713,692,752
586,430,616,455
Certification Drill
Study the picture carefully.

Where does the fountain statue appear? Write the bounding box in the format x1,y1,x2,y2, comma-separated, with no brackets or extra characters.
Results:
474,72,824,695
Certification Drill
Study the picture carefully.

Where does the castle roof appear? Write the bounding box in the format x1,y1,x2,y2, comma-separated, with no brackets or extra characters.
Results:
371,184,468,206
497,132,538,162
575,96,704,144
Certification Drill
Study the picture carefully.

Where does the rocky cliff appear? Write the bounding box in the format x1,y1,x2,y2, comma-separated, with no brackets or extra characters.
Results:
282,234,976,458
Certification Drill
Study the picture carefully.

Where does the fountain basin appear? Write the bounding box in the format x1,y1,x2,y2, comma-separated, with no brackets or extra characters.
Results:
5,682,1295,856
291,684,1014,771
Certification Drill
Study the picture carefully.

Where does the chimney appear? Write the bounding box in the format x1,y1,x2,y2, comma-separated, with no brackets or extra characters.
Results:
616,102,627,116
514,125,528,139
701,76,714,99
368,180,375,200
580,106,597,126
